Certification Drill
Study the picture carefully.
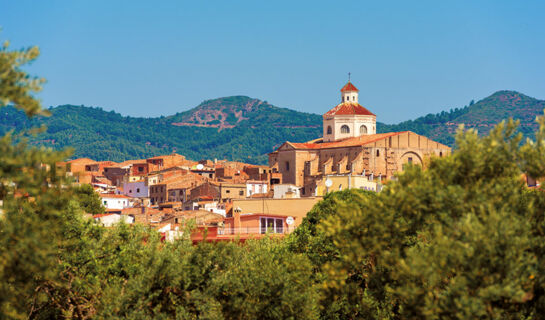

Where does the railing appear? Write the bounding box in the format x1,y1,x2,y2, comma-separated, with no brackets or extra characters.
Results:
217,226,296,235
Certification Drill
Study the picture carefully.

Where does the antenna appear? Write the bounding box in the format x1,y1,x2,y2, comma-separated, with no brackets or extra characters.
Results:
348,72,351,82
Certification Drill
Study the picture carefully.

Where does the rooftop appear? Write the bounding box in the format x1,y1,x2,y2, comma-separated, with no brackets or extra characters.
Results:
288,132,409,150
324,102,375,117
340,82,359,92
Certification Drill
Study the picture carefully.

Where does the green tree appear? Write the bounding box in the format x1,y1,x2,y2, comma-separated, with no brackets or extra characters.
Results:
0,37,73,318
287,189,379,319
72,184,105,214
319,118,545,319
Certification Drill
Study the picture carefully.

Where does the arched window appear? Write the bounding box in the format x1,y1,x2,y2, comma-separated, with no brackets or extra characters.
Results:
341,125,350,133
360,125,368,134
439,151,443,157
327,126,332,134
376,150,380,157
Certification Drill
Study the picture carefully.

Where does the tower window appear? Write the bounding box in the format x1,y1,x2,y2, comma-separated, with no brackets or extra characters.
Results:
360,125,368,134
285,161,290,171
341,125,350,133
327,126,332,134
376,150,380,157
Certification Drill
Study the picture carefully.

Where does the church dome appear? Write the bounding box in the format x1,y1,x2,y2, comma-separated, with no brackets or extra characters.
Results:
324,102,375,117
340,82,359,92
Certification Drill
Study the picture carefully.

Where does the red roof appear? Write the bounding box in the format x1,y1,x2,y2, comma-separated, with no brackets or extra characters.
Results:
99,193,131,199
340,82,359,92
289,132,408,150
324,102,375,117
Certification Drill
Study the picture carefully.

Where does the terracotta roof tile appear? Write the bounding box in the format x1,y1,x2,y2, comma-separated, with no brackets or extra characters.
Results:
340,82,359,92
289,132,408,150
324,102,375,117
99,193,132,199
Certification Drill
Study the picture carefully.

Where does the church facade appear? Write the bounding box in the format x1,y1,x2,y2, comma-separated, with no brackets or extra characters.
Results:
269,81,451,194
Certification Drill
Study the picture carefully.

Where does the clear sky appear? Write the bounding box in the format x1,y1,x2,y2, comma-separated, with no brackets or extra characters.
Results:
1,0,544,123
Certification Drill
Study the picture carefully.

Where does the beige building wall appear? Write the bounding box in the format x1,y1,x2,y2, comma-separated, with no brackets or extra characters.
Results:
271,131,451,187
323,114,377,142
231,197,322,228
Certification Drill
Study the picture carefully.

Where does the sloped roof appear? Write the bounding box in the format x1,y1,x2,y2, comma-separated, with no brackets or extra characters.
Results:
67,158,96,164
324,102,375,117
288,132,409,150
340,82,359,92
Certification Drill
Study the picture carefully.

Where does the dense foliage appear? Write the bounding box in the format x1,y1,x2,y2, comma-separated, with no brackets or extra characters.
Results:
0,98,323,165
72,184,105,215
289,117,545,318
379,90,545,147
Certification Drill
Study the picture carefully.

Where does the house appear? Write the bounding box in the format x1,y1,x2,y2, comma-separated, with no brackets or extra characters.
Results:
103,160,147,186
99,194,132,210
122,180,149,198
244,165,282,185
150,173,205,205
189,181,221,203
93,213,135,227
246,180,268,197
228,197,321,229
273,184,301,199
147,153,192,172
220,183,247,201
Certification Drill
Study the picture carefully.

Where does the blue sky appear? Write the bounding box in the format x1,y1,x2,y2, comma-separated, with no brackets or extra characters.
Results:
1,0,544,123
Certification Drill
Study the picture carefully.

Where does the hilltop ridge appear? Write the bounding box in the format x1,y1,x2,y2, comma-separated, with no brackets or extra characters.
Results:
0,90,543,164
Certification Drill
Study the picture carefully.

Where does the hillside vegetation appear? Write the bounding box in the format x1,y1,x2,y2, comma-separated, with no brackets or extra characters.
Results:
1,91,543,164
0,96,322,164
378,90,545,146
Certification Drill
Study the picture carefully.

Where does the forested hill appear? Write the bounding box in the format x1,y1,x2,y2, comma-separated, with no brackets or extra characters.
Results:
1,91,543,164
0,96,323,164
378,90,545,146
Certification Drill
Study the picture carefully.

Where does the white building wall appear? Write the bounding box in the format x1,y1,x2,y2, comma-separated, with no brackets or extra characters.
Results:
102,197,130,210
122,181,149,198
273,184,301,199
246,182,268,197
95,214,134,227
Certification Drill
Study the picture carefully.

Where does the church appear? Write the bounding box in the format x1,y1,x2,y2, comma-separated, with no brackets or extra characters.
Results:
269,80,451,194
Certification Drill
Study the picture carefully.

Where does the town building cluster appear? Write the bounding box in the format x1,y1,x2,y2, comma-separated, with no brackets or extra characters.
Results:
58,80,453,241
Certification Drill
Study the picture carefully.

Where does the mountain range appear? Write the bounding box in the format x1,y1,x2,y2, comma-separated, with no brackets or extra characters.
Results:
1,90,543,165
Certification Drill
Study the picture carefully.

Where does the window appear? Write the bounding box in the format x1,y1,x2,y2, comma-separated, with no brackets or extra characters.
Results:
260,217,284,234
408,157,413,164
226,189,230,194
138,166,144,172
103,200,107,205
341,125,350,133
285,161,290,171
360,125,368,134
239,190,244,196
275,219,283,233
376,150,380,157
353,96,355,101
440,151,443,157
327,126,332,134
129,190,132,193
137,188,140,193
